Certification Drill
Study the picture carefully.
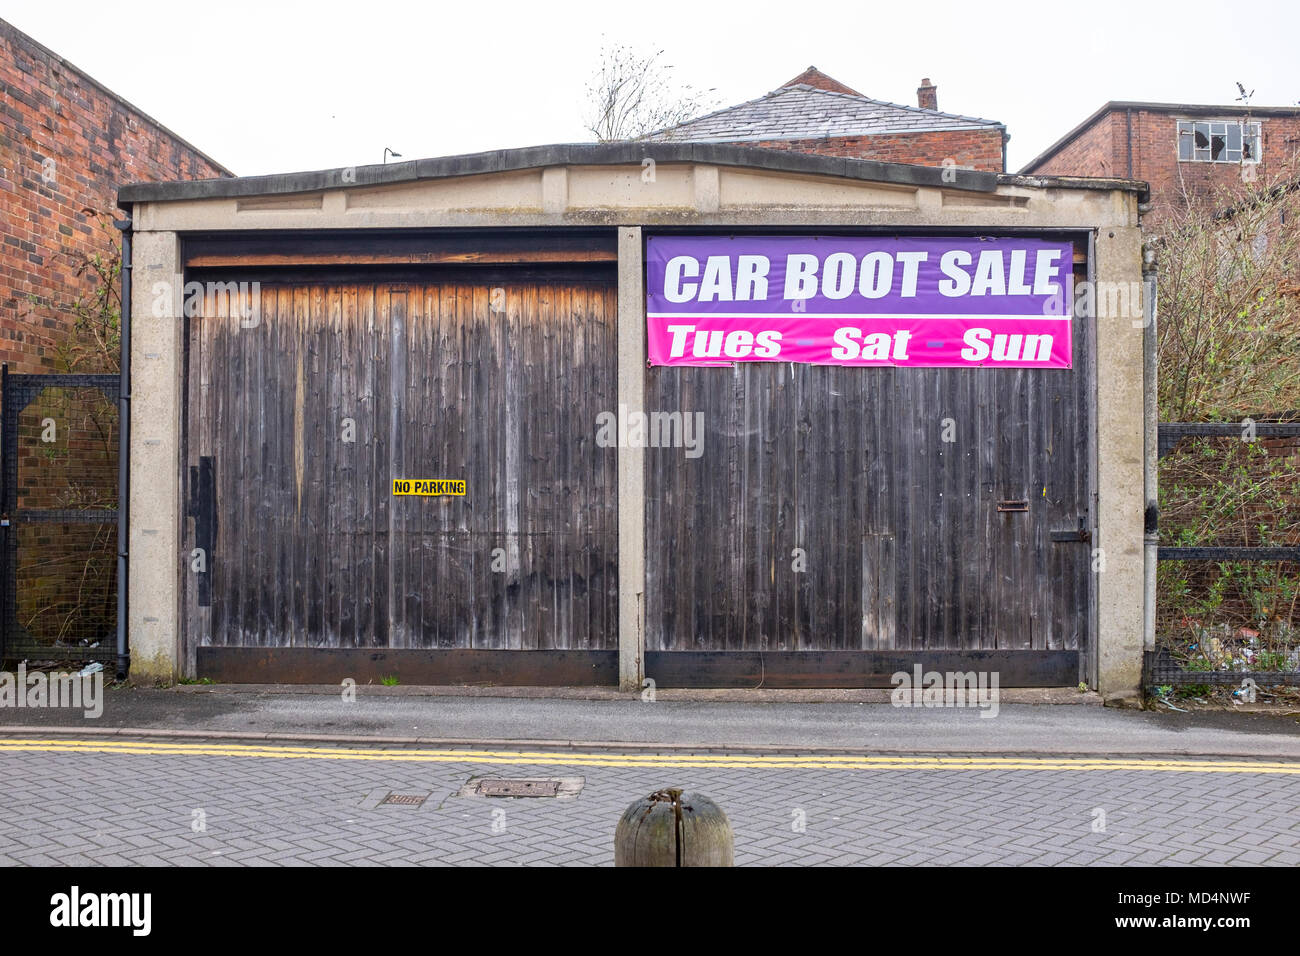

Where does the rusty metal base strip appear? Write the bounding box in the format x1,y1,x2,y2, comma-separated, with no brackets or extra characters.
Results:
195,647,1081,689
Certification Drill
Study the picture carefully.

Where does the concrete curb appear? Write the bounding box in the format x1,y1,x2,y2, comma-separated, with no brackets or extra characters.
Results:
165,683,1105,705
2,724,1298,760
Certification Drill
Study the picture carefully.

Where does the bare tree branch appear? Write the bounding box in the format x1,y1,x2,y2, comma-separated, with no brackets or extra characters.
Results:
583,41,719,142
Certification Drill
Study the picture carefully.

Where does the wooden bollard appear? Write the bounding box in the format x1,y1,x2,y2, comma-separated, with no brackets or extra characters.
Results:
614,788,734,867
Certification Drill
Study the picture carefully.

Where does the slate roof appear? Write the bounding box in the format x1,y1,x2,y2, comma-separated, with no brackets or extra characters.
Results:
648,72,1004,144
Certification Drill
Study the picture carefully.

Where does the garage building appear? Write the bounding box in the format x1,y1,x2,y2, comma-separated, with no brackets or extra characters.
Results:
117,143,1148,700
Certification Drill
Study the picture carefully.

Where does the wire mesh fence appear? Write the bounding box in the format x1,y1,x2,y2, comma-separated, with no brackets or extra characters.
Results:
1152,422,1300,689
1,369,119,664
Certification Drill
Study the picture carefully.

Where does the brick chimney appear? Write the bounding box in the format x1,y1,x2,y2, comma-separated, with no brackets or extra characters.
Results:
917,77,938,111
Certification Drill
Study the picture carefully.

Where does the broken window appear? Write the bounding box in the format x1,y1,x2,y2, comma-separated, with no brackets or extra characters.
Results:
1177,120,1261,163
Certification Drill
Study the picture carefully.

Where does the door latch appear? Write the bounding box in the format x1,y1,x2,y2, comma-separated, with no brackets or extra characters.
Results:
1050,517,1091,543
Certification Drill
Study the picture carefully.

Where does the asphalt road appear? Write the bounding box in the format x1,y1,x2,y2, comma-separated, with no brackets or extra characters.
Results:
1,686,1298,756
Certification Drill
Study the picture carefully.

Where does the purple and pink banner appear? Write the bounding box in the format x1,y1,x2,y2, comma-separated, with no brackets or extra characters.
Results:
645,235,1074,368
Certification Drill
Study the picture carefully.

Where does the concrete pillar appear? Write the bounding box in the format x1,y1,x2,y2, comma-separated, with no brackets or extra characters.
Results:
617,226,645,691
541,167,568,215
128,230,182,683
1093,224,1146,703
692,165,720,213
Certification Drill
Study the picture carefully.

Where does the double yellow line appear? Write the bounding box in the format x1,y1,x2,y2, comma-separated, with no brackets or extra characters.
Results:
0,737,1296,774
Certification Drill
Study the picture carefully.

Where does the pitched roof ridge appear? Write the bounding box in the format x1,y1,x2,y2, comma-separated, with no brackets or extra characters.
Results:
787,84,1003,127
646,79,1005,142
777,66,862,96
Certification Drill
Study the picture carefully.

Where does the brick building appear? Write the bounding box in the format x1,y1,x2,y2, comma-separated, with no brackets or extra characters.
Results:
0,18,228,663
0,17,230,374
1020,101,1300,222
650,67,1007,172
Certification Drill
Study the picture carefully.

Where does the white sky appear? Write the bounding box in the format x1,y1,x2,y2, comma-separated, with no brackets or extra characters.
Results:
4,0,1298,178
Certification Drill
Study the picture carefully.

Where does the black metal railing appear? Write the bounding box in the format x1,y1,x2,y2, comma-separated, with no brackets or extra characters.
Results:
1149,420,1300,687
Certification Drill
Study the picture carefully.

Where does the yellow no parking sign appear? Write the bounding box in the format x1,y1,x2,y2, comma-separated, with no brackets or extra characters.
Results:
392,479,466,496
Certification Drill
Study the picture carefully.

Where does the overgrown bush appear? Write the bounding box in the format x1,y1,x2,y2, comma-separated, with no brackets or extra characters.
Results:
1155,152,1300,671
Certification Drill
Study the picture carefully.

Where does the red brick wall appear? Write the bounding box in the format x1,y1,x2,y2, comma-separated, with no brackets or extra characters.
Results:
0,19,229,374
1028,111,1122,178
1029,108,1300,223
1133,110,1300,220
747,127,1005,172
779,68,861,96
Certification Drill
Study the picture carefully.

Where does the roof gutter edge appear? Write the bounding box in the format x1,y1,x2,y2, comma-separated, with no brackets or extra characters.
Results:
999,172,1151,205
119,142,1003,205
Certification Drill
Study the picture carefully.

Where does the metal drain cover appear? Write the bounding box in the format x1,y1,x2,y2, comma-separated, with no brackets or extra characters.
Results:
380,793,428,807
477,778,562,798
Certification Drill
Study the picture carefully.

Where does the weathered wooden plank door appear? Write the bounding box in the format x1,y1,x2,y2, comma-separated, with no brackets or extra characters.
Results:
183,276,618,676
643,295,1093,687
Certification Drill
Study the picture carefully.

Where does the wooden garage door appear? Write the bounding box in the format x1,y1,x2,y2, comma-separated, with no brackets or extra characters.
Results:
644,314,1093,687
183,277,618,675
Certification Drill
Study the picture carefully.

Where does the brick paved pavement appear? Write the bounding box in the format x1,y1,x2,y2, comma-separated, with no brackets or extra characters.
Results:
1,740,1297,866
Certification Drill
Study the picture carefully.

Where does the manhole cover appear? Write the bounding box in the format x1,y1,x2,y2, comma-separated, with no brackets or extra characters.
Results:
380,793,428,807
477,778,562,798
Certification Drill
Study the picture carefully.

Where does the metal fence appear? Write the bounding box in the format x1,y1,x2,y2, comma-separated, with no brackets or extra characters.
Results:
0,366,120,663
1148,420,1300,688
